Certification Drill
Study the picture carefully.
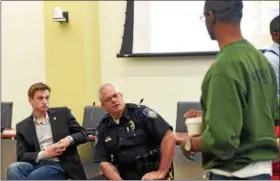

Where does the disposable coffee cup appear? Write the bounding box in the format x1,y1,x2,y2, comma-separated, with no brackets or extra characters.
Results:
185,117,202,136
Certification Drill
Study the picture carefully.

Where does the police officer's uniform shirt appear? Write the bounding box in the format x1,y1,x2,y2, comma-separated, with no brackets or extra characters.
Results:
93,103,173,164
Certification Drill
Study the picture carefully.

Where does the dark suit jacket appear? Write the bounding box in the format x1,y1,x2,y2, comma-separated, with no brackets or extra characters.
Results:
16,107,88,180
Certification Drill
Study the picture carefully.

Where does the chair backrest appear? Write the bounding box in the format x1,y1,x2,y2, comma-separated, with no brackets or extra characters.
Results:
175,101,201,132
1,102,13,129
82,106,107,130
80,106,105,177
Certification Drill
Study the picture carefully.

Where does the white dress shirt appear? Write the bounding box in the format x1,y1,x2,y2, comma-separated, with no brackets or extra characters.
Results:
34,114,74,162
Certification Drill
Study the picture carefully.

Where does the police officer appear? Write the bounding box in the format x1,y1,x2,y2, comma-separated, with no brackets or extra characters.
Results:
92,83,176,180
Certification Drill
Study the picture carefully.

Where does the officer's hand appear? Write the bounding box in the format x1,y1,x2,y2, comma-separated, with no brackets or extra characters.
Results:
141,170,165,180
183,110,202,119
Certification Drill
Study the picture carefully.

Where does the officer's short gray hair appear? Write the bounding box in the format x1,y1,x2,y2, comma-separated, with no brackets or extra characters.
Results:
98,83,120,101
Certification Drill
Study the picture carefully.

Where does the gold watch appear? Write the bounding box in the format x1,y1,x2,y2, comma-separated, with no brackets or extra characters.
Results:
184,140,192,151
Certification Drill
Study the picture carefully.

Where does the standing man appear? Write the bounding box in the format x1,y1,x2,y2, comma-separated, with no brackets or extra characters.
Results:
264,15,280,180
180,1,279,180
6,82,88,180
93,83,176,180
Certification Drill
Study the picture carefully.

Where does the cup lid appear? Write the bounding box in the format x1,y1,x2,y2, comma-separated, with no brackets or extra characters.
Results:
185,117,202,124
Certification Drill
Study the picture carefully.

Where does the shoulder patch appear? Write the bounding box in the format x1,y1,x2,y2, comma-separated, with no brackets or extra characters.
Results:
143,107,158,119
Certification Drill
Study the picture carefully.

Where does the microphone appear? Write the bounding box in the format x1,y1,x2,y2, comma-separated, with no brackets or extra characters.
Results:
87,101,96,135
138,98,144,107
90,101,96,121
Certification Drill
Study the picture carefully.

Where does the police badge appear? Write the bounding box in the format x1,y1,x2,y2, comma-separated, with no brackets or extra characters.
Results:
128,120,135,131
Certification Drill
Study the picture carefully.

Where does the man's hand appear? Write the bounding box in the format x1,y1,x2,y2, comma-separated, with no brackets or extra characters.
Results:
274,138,280,163
141,170,165,180
43,144,62,158
184,110,202,119
180,137,196,161
100,162,122,180
55,137,72,153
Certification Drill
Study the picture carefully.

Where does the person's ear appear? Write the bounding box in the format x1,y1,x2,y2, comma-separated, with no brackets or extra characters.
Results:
208,11,216,25
272,32,280,40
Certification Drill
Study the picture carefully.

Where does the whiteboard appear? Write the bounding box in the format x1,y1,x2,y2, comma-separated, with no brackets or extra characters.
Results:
132,1,279,54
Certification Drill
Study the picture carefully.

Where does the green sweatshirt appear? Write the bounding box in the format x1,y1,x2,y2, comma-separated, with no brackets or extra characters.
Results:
200,39,279,172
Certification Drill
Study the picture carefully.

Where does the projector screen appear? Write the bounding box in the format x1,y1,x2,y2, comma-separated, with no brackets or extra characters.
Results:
120,1,279,56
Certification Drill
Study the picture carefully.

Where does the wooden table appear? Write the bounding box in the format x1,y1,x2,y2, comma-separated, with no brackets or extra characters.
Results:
1,129,16,139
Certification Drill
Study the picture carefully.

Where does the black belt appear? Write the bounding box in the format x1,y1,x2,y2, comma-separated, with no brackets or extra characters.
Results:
275,120,280,125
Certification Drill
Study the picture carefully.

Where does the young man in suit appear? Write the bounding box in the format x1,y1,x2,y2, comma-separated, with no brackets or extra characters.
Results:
6,82,88,180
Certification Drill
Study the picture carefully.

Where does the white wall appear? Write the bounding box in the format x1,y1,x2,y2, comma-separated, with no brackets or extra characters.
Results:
1,1,46,128
99,1,214,128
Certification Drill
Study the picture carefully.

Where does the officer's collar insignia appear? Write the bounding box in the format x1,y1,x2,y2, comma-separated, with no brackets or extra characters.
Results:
105,136,112,142
128,120,135,131
143,107,158,119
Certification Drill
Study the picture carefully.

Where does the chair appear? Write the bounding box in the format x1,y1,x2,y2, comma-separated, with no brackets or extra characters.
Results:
175,101,201,133
1,102,13,131
173,101,203,179
81,105,107,179
82,105,107,136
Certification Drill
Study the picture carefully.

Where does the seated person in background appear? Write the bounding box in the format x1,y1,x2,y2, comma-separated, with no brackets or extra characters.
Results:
264,15,279,97
264,15,280,180
6,82,88,180
92,83,176,180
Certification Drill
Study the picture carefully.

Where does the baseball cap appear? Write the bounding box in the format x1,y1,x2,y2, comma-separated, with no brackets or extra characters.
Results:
270,15,280,34
204,0,243,22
